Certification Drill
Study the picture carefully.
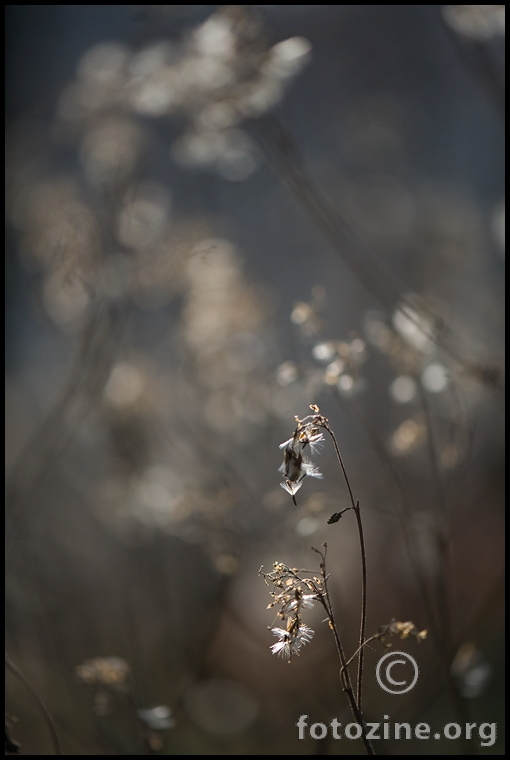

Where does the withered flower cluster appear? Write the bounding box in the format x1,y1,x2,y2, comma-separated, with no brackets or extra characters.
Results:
76,657,130,686
378,619,428,645
278,411,325,499
259,562,322,660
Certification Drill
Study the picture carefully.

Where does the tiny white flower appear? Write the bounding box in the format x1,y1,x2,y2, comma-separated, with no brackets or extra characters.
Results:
271,627,290,640
303,430,325,455
282,593,316,614
302,461,322,479
270,639,293,659
278,442,322,497
270,628,295,659
295,623,314,645
277,421,324,500
280,475,305,496
270,622,315,659
278,443,304,482
279,429,324,456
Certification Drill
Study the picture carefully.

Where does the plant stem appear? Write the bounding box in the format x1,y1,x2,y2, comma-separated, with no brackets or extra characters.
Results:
5,653,62,755
342,634,383,671
353,500,368,710
322,424,368,713
319,561,374,756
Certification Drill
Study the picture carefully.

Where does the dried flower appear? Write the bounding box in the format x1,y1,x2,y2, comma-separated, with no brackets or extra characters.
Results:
267,586,316,617
278,413,325,497
279,427,325,457
270,620,315,660
278,447,322,496
379,620,427,644
76,656,130,685
260,562,321,661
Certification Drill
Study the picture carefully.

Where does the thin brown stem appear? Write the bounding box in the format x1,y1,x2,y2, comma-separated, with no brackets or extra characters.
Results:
417,387,477,755
5,653,62,755
318,553,374,756
333,388,442,640
321,423,368,713
342,634,383,672
352,501,368,710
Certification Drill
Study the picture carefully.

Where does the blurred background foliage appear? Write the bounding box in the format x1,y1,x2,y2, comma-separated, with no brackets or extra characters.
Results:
5,5,504,755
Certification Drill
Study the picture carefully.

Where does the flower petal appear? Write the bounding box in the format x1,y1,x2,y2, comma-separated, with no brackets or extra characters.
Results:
280,479,303,496
302,460,322,479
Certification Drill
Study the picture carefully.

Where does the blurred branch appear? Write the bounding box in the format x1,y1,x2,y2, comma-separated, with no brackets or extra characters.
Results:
5,653,62,755
436,6,505,120
5,300,122,566
331,387,443,641
256,117,503,390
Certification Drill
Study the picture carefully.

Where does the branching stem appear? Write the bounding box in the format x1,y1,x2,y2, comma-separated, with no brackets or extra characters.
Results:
314,547,374,756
